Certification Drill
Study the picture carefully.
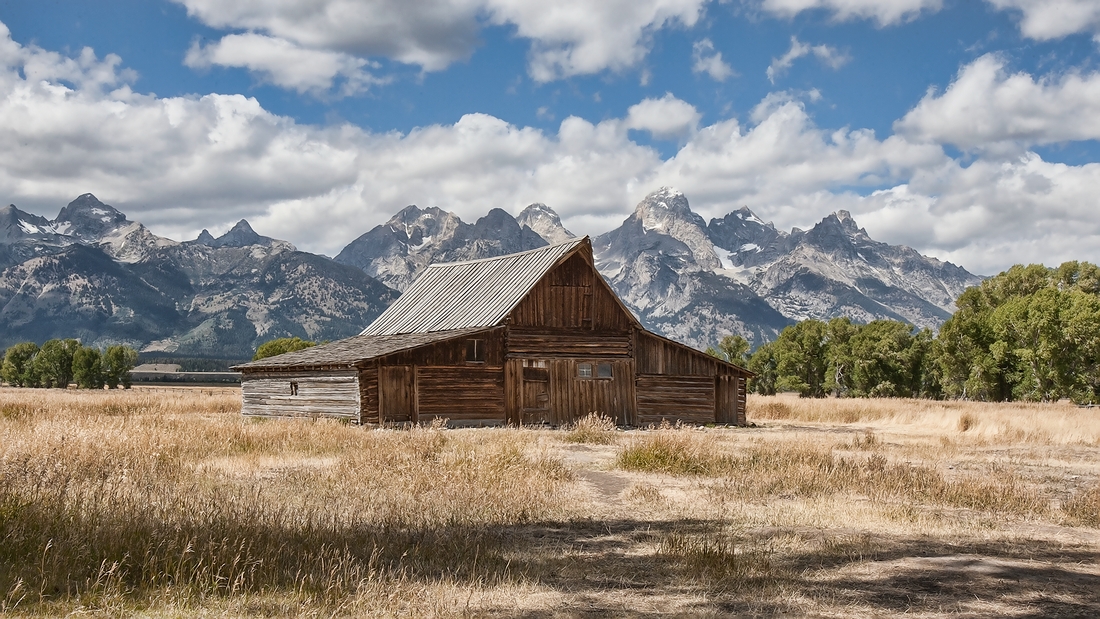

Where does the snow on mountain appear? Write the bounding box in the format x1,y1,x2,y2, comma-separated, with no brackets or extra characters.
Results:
517,203,576,245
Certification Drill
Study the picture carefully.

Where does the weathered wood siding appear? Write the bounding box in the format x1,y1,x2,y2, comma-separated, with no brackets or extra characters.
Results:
636,374,715,426
635,331,725,376
509,253,634,330
379,365,415,423
241,370,360,420
507,328,631,357
505,358,635,426
359,362,379,424
416,365,506,426
378,328,505,366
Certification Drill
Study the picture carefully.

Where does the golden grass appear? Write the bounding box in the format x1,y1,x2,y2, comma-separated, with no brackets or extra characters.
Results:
1,388,1098,617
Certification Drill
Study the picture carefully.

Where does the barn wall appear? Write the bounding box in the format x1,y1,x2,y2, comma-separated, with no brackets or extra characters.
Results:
636,374,715,426
417,365,506,426
241,370,360,421
359,362,379,424
505,357,635,426
509,253,634,330
379,328,505,366
507,328,631,357
635,331,725,376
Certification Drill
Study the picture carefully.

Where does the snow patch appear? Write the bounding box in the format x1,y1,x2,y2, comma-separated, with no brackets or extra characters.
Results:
738,243,760,253
18,220,41,234
713,246,736,270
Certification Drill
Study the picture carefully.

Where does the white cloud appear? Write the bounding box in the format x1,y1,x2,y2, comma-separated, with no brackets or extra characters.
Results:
757,0,943,26
2,21,1100,275
766,36,850,83
895,54,1100,151
184,33,383,97
625,93,702,140
173,0,707,87
692,38,735,82
985,0,1100,40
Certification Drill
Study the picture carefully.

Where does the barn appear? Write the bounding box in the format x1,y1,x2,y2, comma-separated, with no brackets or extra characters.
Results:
234,237,752,427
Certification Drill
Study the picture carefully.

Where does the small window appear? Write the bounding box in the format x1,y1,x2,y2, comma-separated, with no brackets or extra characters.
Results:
466,339,485,363
597,363,613,378
290,381,299,396
577,363,593,378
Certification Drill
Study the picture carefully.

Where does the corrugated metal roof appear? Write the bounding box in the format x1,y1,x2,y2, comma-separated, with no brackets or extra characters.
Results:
234,327,494,370
361,237,588,336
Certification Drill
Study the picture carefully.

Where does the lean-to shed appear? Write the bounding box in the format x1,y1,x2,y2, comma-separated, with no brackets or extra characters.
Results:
234,237,751,426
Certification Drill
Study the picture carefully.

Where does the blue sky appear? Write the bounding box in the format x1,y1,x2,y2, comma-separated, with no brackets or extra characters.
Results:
1,0,1099,274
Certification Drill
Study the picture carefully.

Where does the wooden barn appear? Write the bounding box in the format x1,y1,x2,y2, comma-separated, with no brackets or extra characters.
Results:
235,237,752,427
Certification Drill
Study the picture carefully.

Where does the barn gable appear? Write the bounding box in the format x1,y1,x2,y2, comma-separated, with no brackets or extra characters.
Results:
237,236,751,426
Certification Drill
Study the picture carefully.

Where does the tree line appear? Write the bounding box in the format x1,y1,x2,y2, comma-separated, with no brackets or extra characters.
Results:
709,261,1100,404
1,340,139,389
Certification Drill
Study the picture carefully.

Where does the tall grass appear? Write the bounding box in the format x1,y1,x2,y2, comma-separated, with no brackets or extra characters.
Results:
0,388,577,613
748,395,1100,445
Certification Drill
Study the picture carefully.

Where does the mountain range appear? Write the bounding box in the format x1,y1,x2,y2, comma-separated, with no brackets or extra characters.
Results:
0,190,981,357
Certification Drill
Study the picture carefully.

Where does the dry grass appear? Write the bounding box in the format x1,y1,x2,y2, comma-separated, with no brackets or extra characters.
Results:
1,388,1098,617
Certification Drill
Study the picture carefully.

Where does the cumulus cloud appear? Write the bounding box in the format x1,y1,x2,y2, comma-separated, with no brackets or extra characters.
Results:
173,0,706,88
766,36,850,83
625,93,702,140
184,33,384,97
985,0,1100,40
895,54,1100,152
2,21,1099,274
757,0,943,26
692,38,735,82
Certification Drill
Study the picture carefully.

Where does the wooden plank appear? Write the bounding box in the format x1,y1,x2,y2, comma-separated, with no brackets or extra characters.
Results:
380,365,415,423
415,365,506,424
636,374,715,423
242,375,360,419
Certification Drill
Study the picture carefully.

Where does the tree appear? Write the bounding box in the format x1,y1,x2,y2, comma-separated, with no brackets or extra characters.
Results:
103,345,139,389
72,346,104,389
823,318,857,397
772,319,828,398
253,337,317,361
33,339,80,388
705,334,751,368
747,341,779,395
2,342,40,387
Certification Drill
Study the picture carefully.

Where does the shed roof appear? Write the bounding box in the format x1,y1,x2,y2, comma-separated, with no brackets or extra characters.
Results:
233,327,493,371
361,237,588,336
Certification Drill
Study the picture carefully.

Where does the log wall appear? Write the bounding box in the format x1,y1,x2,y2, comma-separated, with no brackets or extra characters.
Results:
241,370,360,420
417,365,506,426
636,374,715,426
509,253,634,330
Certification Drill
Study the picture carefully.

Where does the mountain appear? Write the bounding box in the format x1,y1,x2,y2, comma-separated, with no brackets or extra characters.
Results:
0,195,398,357
593,188,981,348
593,188,792,348
335,204,565,290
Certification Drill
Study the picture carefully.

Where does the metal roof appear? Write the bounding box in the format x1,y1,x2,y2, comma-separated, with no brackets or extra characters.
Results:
234,328,494,370
360,237,588,336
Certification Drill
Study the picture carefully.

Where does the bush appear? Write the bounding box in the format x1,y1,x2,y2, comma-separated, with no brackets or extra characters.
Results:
253,337,316,361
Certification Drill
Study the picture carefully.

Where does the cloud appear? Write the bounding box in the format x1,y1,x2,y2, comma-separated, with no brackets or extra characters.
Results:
184,33,384,97
625,93,702,140
985,0,1100,40
895,54,1100,152
692,38,735,82
2,21,1099,275
173,0,707,88
766,36,850,83
757,0,943,26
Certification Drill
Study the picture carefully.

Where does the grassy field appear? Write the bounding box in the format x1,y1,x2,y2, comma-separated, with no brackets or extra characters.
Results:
1,388,1098,617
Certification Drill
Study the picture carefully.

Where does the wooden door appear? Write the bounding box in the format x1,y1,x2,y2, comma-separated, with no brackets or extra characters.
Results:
715,375,736,425
380,365,416,424
522,365,551,425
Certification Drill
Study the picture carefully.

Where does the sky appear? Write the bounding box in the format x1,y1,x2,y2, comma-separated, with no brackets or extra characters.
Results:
1,0,1099,275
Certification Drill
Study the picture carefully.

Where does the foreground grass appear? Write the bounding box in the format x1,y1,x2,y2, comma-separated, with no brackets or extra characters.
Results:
1,388,1098,617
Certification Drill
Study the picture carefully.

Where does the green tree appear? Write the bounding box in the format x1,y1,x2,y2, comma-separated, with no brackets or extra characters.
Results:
772,319,828,398
33,339,80,388
823,317,857,397
72,346,104,389
747,341,779,395
847,320,916,397
2,342,40,387
103,345,139,389
705,334,751,368
253,336,317,361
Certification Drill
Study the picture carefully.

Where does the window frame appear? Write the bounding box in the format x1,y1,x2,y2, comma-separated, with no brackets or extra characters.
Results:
465,338,486,363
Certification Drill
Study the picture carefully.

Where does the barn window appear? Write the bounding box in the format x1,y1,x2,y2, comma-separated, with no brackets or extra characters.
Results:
577,363,593,378
597,363,613,378
466,339,485,363
290,381,299,396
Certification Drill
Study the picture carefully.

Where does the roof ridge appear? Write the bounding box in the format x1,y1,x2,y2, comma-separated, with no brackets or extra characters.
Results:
427,236,587,268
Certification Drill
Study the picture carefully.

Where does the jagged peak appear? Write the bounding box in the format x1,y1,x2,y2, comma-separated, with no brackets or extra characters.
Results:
195,229,216,245
633,187,706,233
54,193,127,224
518,202,575,244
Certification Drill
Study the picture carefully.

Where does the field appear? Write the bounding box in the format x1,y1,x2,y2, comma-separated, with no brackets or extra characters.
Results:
1,388,1098,617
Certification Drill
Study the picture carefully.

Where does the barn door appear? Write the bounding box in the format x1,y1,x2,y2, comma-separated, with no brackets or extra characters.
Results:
380,365,416,424
522,364,551,425
715,375,736,425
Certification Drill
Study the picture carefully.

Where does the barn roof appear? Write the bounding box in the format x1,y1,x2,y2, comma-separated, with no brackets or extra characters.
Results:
361,237,589,336
234,327,494,370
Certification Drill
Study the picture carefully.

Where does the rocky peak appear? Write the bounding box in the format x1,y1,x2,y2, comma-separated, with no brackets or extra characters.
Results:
195,229,217,245
201,219,288,249
804,211,873,251
53,193,128,241
1,204,54,243
517,203,575,244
